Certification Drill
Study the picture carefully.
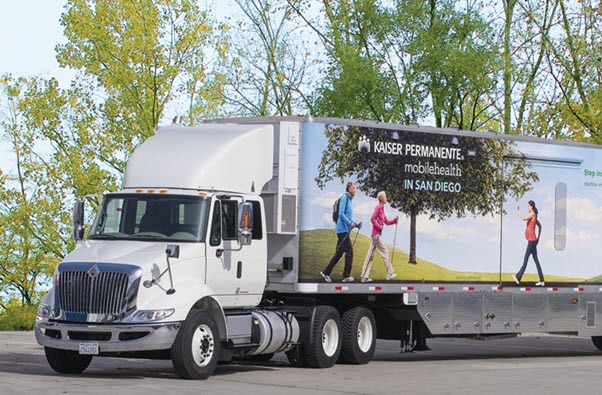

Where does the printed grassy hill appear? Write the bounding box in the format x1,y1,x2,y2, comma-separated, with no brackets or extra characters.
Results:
299,229,585,284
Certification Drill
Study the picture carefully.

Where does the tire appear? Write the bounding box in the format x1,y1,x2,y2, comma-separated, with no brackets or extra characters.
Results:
171,310,221,380
339,306,376,364
303,305,342,368
592,336,602,350
44,347,93,374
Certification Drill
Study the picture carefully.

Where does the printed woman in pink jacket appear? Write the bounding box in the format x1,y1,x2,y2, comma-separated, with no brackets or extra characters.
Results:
360,191,399,282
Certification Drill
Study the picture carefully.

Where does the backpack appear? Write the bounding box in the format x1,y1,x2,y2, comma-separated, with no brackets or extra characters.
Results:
332,195,347,223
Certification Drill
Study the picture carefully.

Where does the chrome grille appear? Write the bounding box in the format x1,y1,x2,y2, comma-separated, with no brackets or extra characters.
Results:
59,270,129,315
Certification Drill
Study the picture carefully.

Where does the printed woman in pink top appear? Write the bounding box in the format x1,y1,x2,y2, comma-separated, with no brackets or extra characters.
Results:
512,200,545,286
360,191,399,282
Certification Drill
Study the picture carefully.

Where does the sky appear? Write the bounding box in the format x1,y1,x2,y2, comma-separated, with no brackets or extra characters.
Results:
0,0,235,172
0,2,70,84
0,2,70,172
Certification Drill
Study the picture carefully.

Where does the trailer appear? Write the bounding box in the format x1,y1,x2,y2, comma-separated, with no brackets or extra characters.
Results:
35,116,602,379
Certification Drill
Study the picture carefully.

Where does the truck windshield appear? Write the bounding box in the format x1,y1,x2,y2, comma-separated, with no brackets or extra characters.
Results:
88,194,209,242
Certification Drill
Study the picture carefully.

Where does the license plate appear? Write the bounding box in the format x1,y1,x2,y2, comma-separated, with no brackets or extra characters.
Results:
79,342,99,355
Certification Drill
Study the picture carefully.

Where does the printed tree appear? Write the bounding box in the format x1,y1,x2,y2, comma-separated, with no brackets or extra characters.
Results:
316,124,538,264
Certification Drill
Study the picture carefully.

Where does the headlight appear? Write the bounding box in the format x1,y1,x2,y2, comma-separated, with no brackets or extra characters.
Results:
37,303,55,320
131,309,175,322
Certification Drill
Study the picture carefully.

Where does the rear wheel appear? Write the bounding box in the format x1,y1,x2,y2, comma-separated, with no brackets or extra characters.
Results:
171,310,220,379
339,306,376,364
592,336,602,350
303,305,342,368
44,347,93,374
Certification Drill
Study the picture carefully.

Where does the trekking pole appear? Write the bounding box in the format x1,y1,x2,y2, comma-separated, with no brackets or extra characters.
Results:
351,224,361,247
390,221,398,265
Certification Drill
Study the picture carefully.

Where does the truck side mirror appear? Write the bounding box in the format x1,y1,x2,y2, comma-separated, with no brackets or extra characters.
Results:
238,202,253,246
73,200,85,241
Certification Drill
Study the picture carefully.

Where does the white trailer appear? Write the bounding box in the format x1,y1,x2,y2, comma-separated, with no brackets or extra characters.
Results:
36,116,602,379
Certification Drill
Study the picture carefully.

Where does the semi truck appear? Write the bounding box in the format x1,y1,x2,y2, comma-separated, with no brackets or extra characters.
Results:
35,116,602,379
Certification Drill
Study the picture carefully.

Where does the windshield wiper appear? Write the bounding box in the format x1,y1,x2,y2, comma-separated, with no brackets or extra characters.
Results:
130,234,167,240
88,234,117,240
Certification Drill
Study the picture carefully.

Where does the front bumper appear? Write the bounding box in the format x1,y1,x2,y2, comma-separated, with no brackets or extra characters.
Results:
35,320,181,353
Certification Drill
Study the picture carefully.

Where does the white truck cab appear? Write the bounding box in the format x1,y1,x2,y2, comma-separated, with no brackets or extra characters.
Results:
36,121,300,379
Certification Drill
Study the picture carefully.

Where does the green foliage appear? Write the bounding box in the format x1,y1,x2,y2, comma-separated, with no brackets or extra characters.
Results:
0,77,66,305
313,0,498,129
57,0,228,163
0,299,38,331
224,0,314,116
0,1,229,304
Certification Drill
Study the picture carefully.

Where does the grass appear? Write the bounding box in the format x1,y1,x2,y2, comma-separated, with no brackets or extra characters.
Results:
299,229,587,284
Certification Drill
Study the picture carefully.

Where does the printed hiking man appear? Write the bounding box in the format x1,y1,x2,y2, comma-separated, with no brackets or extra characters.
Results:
321,181,362,282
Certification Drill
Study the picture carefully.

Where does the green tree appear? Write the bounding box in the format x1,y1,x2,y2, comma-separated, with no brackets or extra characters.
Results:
316,124,537,263
497,0,602,141
0,76,66,307
306,0,497,129
57,0,228,165
547,0,602,142
402,0,498,130
0,0,228,310
225,0,315,115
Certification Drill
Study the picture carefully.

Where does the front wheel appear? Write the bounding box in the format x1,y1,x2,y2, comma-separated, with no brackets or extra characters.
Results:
171,310,221,379
339,306,376,364
44,347,93,374
303,305,342,368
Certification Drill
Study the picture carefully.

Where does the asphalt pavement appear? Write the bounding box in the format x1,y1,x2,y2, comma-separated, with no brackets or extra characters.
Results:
1,331,601,394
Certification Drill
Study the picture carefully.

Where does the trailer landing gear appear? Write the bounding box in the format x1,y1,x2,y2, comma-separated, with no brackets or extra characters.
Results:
401,320,431,352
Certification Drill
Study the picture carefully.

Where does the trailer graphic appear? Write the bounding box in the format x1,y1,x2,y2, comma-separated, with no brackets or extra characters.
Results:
298,122,598,284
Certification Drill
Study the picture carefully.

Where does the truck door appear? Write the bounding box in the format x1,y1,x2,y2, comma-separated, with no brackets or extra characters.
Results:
205,197,264,307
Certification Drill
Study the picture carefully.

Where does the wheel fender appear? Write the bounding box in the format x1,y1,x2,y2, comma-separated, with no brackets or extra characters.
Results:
283,305,318,344
136,282,219,321
188,296,227,341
